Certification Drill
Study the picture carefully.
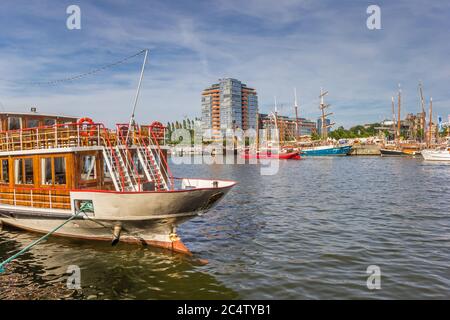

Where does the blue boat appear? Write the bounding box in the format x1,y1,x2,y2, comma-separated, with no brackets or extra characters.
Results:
300,145,352,156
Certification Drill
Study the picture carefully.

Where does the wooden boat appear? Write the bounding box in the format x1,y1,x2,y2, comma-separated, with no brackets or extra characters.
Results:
380,148,406,156
380,143,422,156
0,112,236,254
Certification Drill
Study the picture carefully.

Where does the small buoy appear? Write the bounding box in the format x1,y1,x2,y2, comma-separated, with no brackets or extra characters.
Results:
111,223,122,246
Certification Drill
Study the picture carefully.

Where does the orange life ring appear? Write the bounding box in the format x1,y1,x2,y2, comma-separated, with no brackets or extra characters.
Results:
78,117,96,137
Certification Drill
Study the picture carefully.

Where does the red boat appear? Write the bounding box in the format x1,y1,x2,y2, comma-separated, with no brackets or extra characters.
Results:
241,151,301,160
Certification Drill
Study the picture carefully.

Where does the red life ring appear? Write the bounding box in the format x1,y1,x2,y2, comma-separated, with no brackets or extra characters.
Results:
149,121,165,140
78,117,96,137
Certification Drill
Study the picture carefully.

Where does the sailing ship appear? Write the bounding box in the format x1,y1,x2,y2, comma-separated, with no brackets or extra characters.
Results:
299,89,352,156
380,84,428,157
300,144,352,156
0,51,236,254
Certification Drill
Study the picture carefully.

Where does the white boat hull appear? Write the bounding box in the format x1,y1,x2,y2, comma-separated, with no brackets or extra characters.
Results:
421,149,450,161
0,178,236,254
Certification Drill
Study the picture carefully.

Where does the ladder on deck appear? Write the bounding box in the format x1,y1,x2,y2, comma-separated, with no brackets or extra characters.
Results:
135,135,169,191
101,136,140,192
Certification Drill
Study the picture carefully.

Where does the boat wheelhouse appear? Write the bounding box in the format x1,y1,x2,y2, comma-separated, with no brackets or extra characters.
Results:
0,111,236,254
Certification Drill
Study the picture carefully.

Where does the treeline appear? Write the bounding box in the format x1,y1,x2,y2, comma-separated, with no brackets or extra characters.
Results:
328,123,381,140
165,118,200,145
166,118,200,132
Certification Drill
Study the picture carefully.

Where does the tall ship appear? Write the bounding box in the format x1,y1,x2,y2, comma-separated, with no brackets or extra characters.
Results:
380,84,428,157
299,89,352,156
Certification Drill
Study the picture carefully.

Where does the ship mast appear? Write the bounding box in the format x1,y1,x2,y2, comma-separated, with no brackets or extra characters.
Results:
397,85,401,143
126,49,149,143
274,96,280,144
428,97,433,147
419,82,426,142
391,96,396,142
294,88,300,138
319,88,333,140
255,112,259,152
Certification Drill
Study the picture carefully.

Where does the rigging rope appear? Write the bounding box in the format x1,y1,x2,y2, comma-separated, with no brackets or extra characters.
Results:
0,201,94,273
3,49,146,87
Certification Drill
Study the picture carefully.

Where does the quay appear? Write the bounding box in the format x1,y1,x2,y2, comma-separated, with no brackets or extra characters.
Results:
349,144,381,156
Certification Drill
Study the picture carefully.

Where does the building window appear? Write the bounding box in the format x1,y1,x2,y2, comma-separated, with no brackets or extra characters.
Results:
81,155,96,181
8,117,22,130
0,159,9,184
14,158,33,185
27,119,40,128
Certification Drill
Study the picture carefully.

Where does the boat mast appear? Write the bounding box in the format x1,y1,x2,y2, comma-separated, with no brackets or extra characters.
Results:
274,96,281,144
255,112,260,152
294,88,300,138
397,86,401,143
126,49,149,143
419,82,426,142
319,88,333,140
428,97,433,147
391,96,396,142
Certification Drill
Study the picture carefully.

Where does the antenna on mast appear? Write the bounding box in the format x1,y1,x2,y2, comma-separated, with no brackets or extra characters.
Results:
126,49,149,143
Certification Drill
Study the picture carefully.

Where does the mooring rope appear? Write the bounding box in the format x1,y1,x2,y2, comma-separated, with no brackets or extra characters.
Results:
0,202,93,273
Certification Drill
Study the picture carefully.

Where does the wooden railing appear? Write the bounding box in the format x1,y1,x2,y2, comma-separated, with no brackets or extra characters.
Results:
0,186,71,210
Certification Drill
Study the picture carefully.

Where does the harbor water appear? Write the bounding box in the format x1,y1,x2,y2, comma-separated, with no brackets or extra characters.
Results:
1,156,449,299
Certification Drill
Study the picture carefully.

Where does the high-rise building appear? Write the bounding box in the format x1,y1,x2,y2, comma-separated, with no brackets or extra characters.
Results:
202,78,258,139
317,118,331,136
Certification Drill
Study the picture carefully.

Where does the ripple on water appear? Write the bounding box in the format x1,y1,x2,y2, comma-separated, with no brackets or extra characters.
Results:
1,157,449,299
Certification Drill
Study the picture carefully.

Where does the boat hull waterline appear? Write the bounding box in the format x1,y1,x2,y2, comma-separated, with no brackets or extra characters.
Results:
0,178,236,254
241,151,301,160
300,145,352,156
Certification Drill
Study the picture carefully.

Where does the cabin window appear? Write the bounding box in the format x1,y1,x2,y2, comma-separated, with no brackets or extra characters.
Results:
54,157,66,185
40,156,67,185
44,119,56,126
8,117,22,131
0,159,9,184
41,158,52,185
81,155,96,180
27,119,40,128
14,158,34,185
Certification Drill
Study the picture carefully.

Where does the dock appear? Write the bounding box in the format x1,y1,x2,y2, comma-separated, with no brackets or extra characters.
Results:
349,144,381,156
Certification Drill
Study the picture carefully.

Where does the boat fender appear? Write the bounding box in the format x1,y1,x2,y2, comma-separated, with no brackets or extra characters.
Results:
111,223,122,246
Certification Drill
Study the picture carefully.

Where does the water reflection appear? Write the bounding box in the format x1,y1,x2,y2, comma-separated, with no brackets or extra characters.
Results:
0,228,238,299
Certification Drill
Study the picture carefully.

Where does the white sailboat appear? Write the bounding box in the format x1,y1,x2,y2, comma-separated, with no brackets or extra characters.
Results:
422,146,450,161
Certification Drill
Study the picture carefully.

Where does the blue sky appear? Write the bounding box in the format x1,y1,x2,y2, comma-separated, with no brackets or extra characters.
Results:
0,0,449,128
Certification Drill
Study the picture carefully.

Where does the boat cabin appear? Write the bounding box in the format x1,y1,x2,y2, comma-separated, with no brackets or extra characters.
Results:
0,111,170,211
